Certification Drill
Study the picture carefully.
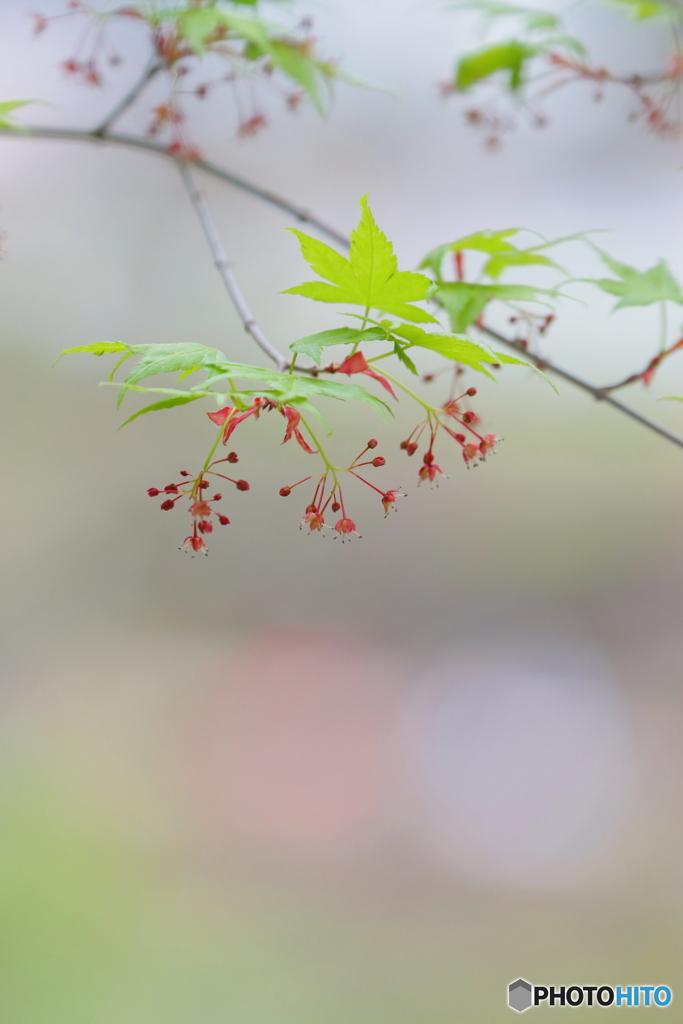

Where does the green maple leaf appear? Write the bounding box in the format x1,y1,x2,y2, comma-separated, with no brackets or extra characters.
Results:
454,40,540,92
433,282,556,332
118,394,202,429
420,229,520,278
66,343,393,424
608,0,683,19
455,2,561,31
392,324,558,390
589,250,683,309
283,195,437,323
170,7,333,113
484,250,564,279
290,326,387,364
0,99,33,130
57,342,131,360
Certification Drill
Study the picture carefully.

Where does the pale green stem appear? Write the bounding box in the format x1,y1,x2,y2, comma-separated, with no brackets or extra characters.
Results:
349,306,371,355
660,301,668,355
375,366,437,413
299,414,340,488
202,426,225,471
196,410,236,495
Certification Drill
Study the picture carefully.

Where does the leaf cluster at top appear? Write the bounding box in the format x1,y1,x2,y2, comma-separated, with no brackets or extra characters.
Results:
149,2,351,114
449,2,585,93
420,227,576,332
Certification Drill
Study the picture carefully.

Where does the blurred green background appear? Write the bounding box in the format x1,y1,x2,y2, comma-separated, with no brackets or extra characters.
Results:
1,1,683,1020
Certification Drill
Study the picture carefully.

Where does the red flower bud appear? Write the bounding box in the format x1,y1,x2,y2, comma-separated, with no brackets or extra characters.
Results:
371,456,385,467
466,387,477,397
423,452,434,465
212,494,222,501
180,470,191,477
406,442,418,456
279,486,292,496
305,503,317,514
227,452,239,463
160,499,174,511
463,411,475,423
218,515,230,526
236,479,250,491
400,440,408,450
332,501,341,513
367,438,378,449
199,480,210,489
164,484,178,493
147,487,160,497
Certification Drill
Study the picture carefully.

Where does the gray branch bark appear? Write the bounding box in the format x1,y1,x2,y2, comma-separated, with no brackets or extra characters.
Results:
177,161,288,370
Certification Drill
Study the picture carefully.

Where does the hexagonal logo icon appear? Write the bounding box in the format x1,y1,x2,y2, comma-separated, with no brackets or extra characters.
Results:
508,979,533,1012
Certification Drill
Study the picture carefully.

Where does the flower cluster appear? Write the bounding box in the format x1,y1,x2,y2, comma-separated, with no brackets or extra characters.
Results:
32,2,333,150
400,386,501,483
33,2,137,87
279,439,405,541
147,455,248,556
138,366,506,553
445,43,683,148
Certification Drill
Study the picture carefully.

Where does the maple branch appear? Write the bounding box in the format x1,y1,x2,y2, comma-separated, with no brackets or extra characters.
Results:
176,159,289,370
0,126,348,246
93,56,161,136
3,123,683,448
479,324,683,451
598,336,683,393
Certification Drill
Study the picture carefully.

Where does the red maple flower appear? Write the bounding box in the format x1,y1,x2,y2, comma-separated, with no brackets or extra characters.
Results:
180,534,207,555
302,510,325,531
381,489,405,515
335,352,397,398
205,399,264,443
334,517,360,541
418,462,443,483
149,460,246,554
238,113,267,138
479,433,501,458
282,405,316,453
189,500,212,519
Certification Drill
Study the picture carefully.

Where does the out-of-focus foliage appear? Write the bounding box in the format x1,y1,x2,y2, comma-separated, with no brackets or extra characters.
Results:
444,0,683,144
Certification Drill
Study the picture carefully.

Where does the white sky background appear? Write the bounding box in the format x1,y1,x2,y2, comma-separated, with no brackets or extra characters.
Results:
2,0,683,393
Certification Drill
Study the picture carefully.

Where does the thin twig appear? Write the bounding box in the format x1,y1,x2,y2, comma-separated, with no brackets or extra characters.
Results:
93,58,161,136
176,159,289,370
3,124,683,449
599,331,683,393
479,324,683,451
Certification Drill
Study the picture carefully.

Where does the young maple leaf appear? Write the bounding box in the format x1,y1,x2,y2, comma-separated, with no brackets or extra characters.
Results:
283,195,437,323
590,249,683,310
